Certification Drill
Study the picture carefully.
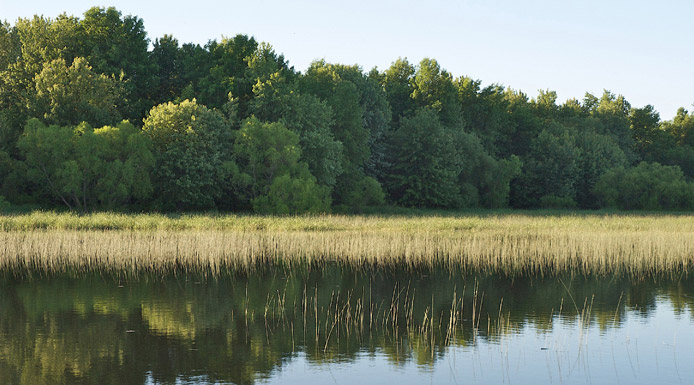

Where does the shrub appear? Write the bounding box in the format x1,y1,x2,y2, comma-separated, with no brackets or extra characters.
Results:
593,162,694,210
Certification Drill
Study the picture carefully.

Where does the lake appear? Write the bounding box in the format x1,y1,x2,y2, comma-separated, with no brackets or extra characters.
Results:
1,265,693,384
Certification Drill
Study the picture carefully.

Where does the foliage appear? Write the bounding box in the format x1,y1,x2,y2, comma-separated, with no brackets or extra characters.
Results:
2,7,694,213
456,131,521,208
18,118,154,211
511,125,581,208
594,162,694,210
252,171,331,214
77,6,154,120
0,195,9,212
539,194,578,209
31,57,124,127
340,176,385,211
142,99,228,210
233,117,331,213
387,108,463,208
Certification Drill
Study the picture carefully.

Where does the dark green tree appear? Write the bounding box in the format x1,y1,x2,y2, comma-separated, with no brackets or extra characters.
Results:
77,6,154,121
386,108,463,208
511,124,581,208
149,34,185,105
381,58,416,127
594,162,694,210
411,58,461,127
456,77,509,155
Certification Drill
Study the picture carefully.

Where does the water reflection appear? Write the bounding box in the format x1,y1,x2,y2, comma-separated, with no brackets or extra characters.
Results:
0,265,693,384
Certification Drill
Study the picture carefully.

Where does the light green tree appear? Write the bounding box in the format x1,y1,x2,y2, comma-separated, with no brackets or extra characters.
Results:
31,57,123,127
142,99,229,210
233,117,331,213
18,118,153,211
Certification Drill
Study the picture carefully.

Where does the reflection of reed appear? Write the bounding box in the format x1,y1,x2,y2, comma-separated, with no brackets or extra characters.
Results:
2,269,693,384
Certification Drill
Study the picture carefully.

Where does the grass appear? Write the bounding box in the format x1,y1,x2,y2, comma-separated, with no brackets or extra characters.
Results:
1,210,694,277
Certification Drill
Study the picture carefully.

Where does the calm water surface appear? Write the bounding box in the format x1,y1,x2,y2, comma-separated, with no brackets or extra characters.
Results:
1,265,693,384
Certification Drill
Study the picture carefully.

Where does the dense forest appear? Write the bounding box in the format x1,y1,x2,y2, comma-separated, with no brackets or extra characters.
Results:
2,7,694,213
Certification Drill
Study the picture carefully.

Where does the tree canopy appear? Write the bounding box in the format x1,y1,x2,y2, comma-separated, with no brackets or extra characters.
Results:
1,7,693,213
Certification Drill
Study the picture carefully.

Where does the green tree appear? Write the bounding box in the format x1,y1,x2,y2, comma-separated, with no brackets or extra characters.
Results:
387,108,463,208
574,130,628,208
629,105,663,157
299,61,383,208
456,77,510,155
587,90,637,163
149,34,184,105
662,108,694,147
31,57,124,127
233,117,331,213
511,124,581,208
18,119,153,211
456,131,521,208
252,172,331,214
278,94,344,188
0,14,81,149
594,162,694,210
77,6,154,120
247,48,343,189
142,99,229,210
411,58,461,127
499,89,543,157
233,117,302,198
196,35,258,114
381,58,416,127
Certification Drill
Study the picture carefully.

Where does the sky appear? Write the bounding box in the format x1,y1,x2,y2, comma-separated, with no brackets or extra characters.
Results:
2,0,693,120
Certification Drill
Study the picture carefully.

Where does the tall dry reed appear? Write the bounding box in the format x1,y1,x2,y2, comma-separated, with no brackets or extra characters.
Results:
1,212,693,276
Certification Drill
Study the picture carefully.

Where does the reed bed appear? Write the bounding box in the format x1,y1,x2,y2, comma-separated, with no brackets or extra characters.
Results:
1,211,693,277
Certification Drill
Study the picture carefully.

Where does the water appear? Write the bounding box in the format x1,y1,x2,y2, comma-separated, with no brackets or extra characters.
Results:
1,266,693,384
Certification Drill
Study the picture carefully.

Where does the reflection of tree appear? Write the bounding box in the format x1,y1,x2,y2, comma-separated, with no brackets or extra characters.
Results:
0,268,693,384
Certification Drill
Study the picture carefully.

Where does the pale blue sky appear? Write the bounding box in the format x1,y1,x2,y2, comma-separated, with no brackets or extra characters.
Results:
2,0,693,120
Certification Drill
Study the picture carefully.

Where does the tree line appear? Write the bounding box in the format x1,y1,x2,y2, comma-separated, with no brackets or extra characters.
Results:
2,7,694,213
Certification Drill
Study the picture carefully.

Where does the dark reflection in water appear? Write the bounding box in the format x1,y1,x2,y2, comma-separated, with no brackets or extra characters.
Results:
0,265,693,384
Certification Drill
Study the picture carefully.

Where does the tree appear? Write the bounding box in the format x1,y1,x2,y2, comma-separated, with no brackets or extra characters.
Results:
149,34,184,105
629,104,663,157
588,90,637,163
381,58,416,127
233,117,301,197
411,58,461,127
233,117,331,213
18,119,153,211
77,6,154,120
594,162,694,210
0,14,81,149
196,35,258,114
662,108,694,148
456,131,521,208
511,124,581,208
31,57,124,127
386,108,463,208
299,61,382,207
499,89,543,157
247,48,343,189
574,130,628,208
142,99,229,210
278,94,343,188
456,77,509,155
252,172,331,214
